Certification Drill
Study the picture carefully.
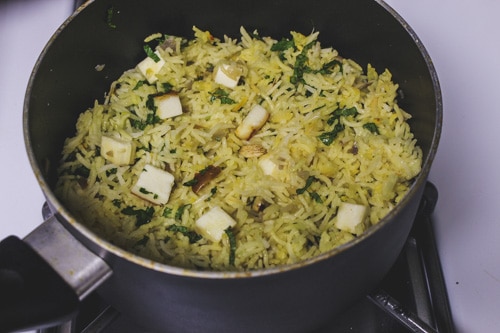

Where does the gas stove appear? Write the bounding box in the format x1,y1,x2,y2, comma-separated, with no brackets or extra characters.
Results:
4,1,500,332
38,183,454,333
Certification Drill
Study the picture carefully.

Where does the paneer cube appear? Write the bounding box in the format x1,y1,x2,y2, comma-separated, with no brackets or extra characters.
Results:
154,92,183,119
258,156,278,177
101,135,135,166
235,105,269,140
136,51,165,84
195,206,237,242
214,61,244,89
131,164,175,205
335,202,368,235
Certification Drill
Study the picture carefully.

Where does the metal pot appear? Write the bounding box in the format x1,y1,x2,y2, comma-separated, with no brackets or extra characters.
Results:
0,0,442,332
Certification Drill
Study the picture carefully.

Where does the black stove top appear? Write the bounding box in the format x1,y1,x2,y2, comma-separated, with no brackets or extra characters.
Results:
38,183,454,333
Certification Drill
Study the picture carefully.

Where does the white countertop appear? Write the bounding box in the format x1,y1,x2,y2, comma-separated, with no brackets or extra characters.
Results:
1,1,499,332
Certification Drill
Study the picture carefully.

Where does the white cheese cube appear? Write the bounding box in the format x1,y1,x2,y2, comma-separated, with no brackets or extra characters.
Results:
258,156,278,177
335,202,368,234
154,93,183,119
214,65,239,89
235,105,269,140
136,51,165,84
195,206,237,242
131,164,175,205
101,135,135,166
214,62,244,89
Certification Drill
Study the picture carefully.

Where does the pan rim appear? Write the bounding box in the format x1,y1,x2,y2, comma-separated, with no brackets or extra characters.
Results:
23,0,442,279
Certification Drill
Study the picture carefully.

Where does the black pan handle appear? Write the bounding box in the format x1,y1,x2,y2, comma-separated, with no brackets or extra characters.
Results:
0,214,112,332
0,236,79,332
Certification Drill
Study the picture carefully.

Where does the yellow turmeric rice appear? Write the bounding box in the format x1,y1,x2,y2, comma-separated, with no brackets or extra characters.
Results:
55,27,422,271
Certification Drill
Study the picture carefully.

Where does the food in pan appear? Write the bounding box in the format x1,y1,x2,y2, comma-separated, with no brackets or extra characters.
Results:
55,27,422,271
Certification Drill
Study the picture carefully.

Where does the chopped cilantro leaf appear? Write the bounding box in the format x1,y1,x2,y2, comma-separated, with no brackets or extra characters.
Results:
296,176,318,195
162,82,174,93
133,80,147,90
363,122,380,134
143,44,161,62
121,206,155,227
106,6,117,29
318,123,345,146
167,224,202,244
136,236,149,246
74,165,90,178
309,192,323,203
163,207,173,218
209,88,236,104
146,94,157,111
225,227,237,266
290,40,317,85
183,178,198,187
271,38,295,51
318,107,358,146
175,204,192,221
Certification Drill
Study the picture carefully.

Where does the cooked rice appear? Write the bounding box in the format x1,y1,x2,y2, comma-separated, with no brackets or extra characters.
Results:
55,27,422,271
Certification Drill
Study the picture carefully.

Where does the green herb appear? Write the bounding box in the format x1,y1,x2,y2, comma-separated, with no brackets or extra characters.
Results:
328,107,358,124
309,192,323,203
136,235,149,246
225,227,237,266
182,178,198,187
175,204,192,221
318,107,358,146
130,107,161,130
206,187,217,201
209,88,236,104
270,38,295,52
146,94,157,111
290,40,316,85
318,123,345,146
121,206,155,227
163,207,173,218
129,94,162,129
143,44,161,62
167,224,202,244
106,6,117,29
273,36,340,85
139,187,150,194
74,165,90,178
296,176,318,195
146,112,161,125
133,80,147,90
363,122,380,135
317,59,343,74
296,176,323,203
130,119,146,130
162,82,173,93
112,199,122,208
64,151,78,163
139,187,158,199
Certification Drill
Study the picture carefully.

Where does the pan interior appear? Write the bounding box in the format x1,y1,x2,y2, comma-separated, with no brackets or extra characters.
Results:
25,0,441,276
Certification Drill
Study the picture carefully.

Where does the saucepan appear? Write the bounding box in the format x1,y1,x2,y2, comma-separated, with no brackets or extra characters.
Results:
0,0,441,332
